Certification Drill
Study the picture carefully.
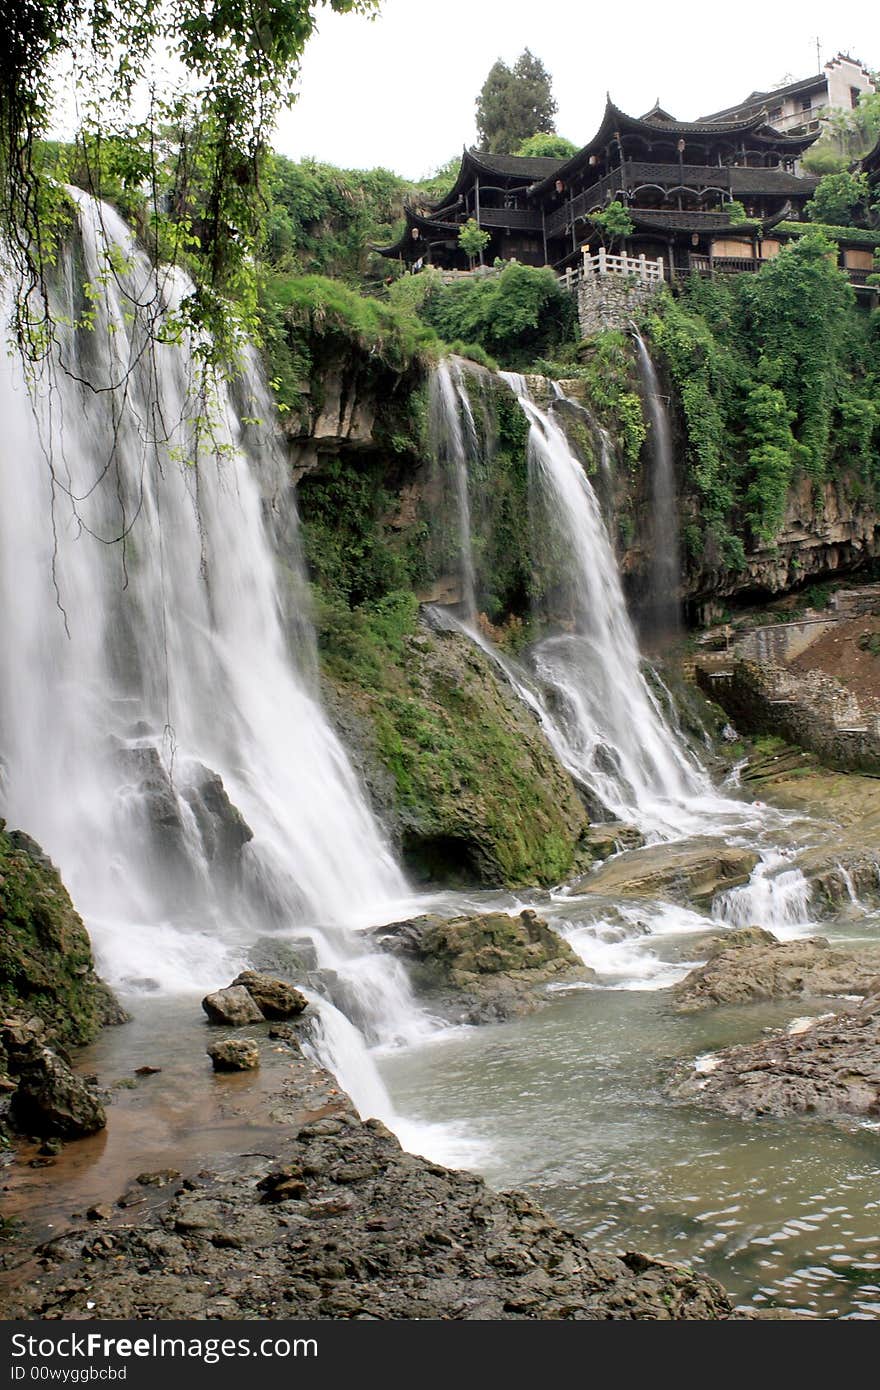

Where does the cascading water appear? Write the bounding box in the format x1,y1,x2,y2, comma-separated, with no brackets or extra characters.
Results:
0,192,434,1122
429,361,478,623
500,372,714,833
631,329,681,636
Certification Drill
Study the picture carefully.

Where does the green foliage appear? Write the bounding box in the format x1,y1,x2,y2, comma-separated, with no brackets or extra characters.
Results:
418,262,575,368
2,1,380,366
515,133,578,159
541,331,646,468
264,154,410,281
645,232,880,567
458,218,491,266
475,50,557,155
806,172,878,228
262,272,440,409
801,142,849,177
587,200,635,249
726,200,748,224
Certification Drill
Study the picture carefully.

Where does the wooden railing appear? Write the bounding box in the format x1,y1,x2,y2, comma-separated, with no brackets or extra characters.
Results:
545,164,738,239
558,249,665,291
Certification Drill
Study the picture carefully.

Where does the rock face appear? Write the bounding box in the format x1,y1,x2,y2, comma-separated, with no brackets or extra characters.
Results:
325,625,591,889
370,909,592,1022
674,470,880,621
231,972,308,1020
4,1038,733,1321
201,986,264,1027
696,659,880,776
578,840,759,909
207,1039,260,1073
669,993,880,1122
672,936,880,1013
0,824,124,1050
10,1046,106,1138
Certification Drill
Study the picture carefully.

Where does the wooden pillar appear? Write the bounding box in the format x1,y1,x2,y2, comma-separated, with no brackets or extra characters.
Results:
542,208,548,266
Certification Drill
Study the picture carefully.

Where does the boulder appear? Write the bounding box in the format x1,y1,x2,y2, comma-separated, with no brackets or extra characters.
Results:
207,1039,260,1072
370,909,592,1022
201,986,264,1027
232,972,308,1020
582,823,645,861
10,1047,106,1138
575,840,759,908
669,993,880,1122
0,826,125,1049
672,937,880,1013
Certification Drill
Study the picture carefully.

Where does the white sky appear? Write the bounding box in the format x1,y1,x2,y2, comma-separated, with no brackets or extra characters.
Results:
274,0,878,178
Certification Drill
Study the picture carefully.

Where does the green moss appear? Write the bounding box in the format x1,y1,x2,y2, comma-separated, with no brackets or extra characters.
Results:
0,826,118,1050
321,614,588,887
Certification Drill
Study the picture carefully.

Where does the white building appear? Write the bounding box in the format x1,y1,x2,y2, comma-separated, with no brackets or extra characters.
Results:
700,53,876,138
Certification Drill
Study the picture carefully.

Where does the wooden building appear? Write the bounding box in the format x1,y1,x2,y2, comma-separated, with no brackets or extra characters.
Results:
377,97,821,279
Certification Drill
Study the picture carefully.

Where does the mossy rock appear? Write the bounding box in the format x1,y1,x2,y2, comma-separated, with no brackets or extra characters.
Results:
0,824,123,1052
422,910,581,980
328,625,590,887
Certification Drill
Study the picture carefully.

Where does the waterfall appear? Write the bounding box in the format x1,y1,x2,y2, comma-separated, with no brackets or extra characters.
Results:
631,330,681,636
499,372,711,831
0,192,431,1118
429,361,478,623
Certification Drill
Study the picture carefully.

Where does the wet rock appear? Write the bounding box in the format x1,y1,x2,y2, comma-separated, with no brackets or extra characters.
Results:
207,1038,259,1072
0,828,124,1050
707,926,776,954
5,1042,735,1321
136,1169,181,1187
673,937,880,1013
232,971,308,1020
575,840,760,908
134,1065,161,1076
669,993,880,1122
201,986,264,1027
370,909,593,1022
10,1047,106,1138
86,1204,114,1222
182,765,253,866
582,823,645,860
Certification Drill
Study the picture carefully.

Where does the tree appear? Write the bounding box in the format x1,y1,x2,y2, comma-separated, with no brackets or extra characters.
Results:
587,201,634,250
806,172,878,227
458,218,491,269
0,0,378,362
515,133,578,160
475,50,557,155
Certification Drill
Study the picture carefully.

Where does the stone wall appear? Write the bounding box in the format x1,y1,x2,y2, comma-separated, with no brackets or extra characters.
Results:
576,274,662,337
697,658,880,774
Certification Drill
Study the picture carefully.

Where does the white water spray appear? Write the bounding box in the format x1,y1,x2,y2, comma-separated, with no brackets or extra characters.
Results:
0,193,433,1116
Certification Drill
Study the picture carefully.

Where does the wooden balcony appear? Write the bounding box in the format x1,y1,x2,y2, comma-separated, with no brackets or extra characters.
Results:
475,206,543,232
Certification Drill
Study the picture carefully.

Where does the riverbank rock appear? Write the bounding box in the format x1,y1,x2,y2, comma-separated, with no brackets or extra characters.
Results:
672,936,880,1013
669,993,880,1122
231,972,307,1020
576,839,759,908
201,986,264,1027
10,1047,106,1138
0,825,125,1050
370,909,593,1022
581,823,645,860
3,1039,733,1321
207,1039,260,1073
